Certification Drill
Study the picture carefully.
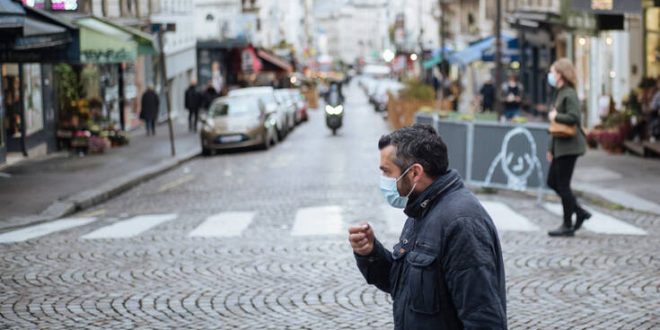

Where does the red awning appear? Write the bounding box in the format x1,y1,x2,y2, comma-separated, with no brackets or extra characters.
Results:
257,49,292,73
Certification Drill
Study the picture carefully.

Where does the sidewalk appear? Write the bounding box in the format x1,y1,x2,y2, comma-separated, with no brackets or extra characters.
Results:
573,149,660,215
0,117,200,231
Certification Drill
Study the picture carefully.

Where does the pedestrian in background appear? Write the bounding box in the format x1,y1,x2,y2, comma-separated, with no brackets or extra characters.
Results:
139,85,159,136
479,77,496,112
185,79,202,132
501,74,523,120
546,58,591,237
202,83,219,111
348,124,507,329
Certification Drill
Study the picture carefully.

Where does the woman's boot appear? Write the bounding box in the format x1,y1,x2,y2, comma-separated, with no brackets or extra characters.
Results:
548,217,575,237
574,207,592,231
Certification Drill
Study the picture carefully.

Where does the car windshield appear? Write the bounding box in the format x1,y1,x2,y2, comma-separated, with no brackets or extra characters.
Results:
210,98,259,117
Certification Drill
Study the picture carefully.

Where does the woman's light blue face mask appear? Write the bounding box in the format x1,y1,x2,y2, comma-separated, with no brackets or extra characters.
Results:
380,165,417,209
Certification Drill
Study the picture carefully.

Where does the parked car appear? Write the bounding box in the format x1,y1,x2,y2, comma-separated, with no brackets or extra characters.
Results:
274,89,298,132
372,80,404,112
228,87,289,139
289,89,308,123
200,95,278,155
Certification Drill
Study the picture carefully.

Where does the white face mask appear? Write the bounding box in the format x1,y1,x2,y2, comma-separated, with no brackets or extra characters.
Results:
379,166,417,209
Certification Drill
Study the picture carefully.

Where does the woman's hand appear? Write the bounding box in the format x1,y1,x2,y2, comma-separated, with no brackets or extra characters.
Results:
548,109,558,121
546,151,553,162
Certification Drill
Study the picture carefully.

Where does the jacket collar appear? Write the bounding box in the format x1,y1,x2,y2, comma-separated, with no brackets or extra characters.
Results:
404,169,462,219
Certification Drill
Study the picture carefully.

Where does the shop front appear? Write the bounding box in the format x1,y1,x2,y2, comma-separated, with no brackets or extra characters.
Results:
197,38,250,92
51,16,156,154
643,0,659,78
507,10,564,113
0,2,77,164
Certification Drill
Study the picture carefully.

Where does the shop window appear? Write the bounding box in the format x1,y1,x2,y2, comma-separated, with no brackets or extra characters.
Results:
645,7,659,77
23,64,44,136
3,65,21,139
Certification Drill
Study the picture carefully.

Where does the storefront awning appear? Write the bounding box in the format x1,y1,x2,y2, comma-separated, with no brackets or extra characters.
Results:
0,5,78,62
76,17,138,63
13,16,71,50
450,34,518,66
422,47,452,69
257,49,293,73
0,0,25,31
102,19,157,55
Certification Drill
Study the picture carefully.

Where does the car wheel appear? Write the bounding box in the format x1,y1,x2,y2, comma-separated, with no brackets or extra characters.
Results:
260,134,270,150
202,147,212,156
271,129,279,145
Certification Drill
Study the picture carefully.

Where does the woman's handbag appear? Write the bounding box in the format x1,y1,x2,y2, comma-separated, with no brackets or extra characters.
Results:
549,120,577,138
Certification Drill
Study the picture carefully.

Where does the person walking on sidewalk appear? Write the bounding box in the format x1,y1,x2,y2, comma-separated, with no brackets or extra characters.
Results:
185,80,202,132
479,77,496,113
348,124,507,329
546,58,591,237
501,74,524,120
202,83,219,111
140,86,159,136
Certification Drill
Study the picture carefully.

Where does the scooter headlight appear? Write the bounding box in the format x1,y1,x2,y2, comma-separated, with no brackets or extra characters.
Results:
325,105,344,115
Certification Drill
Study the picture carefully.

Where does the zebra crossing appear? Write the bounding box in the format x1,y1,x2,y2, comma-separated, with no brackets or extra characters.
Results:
0,201,647,244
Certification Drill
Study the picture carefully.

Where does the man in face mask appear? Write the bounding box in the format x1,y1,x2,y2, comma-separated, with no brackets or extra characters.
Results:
348,124,507,330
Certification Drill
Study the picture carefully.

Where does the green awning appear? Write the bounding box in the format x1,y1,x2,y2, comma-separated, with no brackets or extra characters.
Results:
422,55,442,69
101,19,157,55
77,17,137,63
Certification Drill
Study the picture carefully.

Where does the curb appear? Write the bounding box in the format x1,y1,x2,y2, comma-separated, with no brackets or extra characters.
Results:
0,148,200,233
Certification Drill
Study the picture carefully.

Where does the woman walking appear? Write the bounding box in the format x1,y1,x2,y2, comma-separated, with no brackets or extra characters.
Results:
546,58,591,237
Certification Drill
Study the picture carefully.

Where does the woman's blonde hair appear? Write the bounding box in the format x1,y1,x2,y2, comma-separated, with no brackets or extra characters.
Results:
552,58,577,88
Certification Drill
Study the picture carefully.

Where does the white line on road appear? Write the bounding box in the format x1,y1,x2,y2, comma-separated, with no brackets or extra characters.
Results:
481,201,540,232
0,218,97,243
543,203,647,235
291,206,343,236
189,212,255,238
81,214,177,239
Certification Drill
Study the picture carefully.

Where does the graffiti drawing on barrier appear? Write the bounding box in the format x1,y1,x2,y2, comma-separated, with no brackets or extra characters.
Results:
484,126,544,191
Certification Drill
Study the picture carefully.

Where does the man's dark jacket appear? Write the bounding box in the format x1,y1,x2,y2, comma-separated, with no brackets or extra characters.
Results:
185,86,202,112
140,90,159,121
355,169,507,329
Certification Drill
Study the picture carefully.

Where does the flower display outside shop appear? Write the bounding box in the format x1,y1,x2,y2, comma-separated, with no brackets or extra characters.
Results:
54,64,129,155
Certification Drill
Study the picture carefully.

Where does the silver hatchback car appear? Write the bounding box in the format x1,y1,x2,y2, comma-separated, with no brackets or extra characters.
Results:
200,95,278,155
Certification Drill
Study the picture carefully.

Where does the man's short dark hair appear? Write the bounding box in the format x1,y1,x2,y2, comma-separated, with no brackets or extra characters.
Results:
378,123,449,178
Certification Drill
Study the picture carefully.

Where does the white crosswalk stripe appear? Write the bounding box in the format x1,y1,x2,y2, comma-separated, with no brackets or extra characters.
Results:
481,201,540,232
81,214,177,239
543,203,647,236
189,212,255,238
0,218,97,243
291,206,343,236
1,201,646,244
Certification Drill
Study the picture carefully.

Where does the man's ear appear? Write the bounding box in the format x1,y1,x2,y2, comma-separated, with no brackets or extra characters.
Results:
411,163,424,180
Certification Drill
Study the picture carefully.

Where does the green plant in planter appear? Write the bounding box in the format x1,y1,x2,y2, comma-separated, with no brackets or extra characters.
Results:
400,79,435,101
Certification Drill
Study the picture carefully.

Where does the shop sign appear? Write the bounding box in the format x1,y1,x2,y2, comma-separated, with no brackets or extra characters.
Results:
572,0,642,14
81,49,133,63
591,0,613,10
566,12,598,35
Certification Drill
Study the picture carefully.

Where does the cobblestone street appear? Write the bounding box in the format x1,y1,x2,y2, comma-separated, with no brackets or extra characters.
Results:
0,83,658,329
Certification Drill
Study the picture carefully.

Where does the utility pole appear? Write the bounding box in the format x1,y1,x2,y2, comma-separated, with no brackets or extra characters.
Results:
494,0,503,117
154,23,176,157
